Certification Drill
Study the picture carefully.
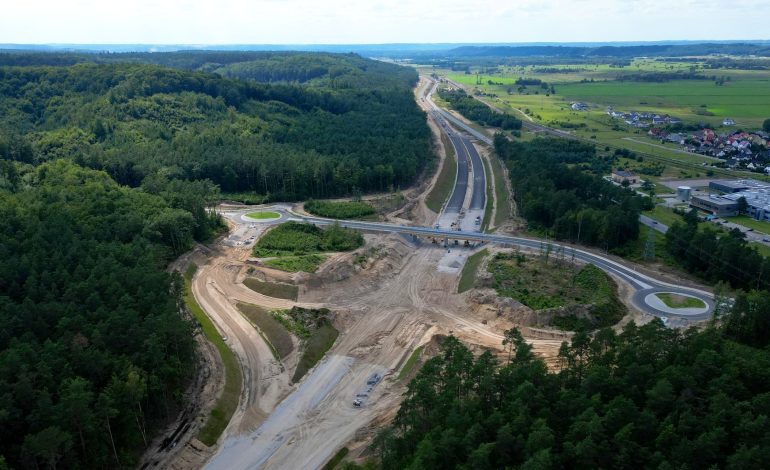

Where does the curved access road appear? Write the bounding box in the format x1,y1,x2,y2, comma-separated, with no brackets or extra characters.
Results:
222,206,714,323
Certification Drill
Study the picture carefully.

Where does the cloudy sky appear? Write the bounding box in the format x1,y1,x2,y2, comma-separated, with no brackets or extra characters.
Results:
2,0,769,44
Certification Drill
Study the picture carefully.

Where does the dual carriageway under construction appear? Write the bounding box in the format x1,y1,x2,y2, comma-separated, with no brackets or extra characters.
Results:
198,74,715,470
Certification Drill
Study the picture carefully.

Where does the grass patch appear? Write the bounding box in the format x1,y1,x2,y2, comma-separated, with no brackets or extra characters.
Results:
243,277,298,300
253,222,363,257
398,346,425,380
292,323,339,383
322,447,350,470
265,254,326,273
237,303,294,359
458,249,488,293
725,215,770,234
182,264,242,446
426,132,458,213
655,293,707,309
253,222,361,272
481,158,494,231
305,200,376,220
245,211,280,219
750,242,770,258
492,156,512,227
489,253,626,330
643,206,684,227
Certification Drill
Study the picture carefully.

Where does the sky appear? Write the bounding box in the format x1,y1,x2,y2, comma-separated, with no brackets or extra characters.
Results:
2,0,769,45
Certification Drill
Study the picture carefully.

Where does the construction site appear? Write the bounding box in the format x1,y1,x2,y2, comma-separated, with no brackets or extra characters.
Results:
140,75,713,470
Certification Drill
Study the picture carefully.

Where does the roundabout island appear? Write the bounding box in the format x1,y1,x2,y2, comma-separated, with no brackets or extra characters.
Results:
242,211,282,223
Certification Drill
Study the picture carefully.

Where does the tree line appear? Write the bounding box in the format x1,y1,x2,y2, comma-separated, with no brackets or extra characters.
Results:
438,89,522,130
0,161,220,468
665,209,770,291
495,135,653,251
372,300,770,469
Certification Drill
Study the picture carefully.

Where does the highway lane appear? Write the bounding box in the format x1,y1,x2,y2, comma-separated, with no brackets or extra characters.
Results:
443,123,469,213
425,78,486,230
227,207,713,322
462,137,486,211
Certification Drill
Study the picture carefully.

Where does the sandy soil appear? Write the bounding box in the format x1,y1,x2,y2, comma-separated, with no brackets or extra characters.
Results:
197,232,566,470
158,77,568,469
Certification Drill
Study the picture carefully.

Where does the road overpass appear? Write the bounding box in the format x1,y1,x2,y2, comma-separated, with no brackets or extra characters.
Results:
226,207,714,323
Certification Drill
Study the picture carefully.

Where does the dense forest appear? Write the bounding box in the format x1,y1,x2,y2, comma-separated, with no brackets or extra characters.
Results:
494,135,652,250
375,299,770,468
0,52,431,200
665,209,770,291
0,161,221,468
438,89,522,131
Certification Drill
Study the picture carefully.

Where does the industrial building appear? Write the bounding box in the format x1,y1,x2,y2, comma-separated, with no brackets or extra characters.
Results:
691,179,770,220
611,170,638,185
722,190,770,222
690,195,739,217
709,179,770,194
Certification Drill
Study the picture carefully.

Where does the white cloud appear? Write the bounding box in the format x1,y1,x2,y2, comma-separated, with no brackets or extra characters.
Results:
1,0,768,44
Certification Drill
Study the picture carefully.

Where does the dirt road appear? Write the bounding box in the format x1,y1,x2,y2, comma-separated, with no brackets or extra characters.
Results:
199,235,563,469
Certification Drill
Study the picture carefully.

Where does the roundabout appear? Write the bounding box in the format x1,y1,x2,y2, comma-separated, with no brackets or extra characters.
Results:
241,211,282,223
633,288,713,321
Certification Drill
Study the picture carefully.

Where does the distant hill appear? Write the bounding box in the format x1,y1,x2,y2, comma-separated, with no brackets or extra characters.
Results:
446,43,770,58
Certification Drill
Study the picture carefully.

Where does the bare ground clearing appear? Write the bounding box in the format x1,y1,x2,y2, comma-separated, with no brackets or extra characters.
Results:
197,230,566,469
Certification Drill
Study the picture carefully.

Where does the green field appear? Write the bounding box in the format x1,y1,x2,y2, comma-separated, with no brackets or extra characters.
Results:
458,249,488,293
425,133,458,213
265,254,327,273
237,302,294,359
491,155,512,227
439,60,770,179
655,293,707,309
725,215,770,234
243,277,299,300
253,222,362,272
292,323,339,383
304,200,377,220
644,206,685,227
489,253,626,330
246,211,281,219
398,345,425,380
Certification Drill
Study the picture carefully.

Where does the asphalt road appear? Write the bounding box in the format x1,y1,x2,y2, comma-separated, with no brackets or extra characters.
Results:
442,123,469,213
464,137,486,211
426,79,486,220
229,207,714,323
640,215,669,234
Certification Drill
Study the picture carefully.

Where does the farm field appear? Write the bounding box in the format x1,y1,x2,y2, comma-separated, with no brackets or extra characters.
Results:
439,59,770,178
446,62,770,128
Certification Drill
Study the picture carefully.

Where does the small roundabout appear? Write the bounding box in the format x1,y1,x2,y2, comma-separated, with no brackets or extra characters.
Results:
241,210,282,223
633,288,713,321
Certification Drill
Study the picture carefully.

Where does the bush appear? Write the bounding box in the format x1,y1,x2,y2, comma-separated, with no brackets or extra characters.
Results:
305,200,376,219
253,222,363,257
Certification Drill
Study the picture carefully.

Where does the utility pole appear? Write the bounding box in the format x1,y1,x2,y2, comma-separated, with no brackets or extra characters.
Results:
644,227,656,261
